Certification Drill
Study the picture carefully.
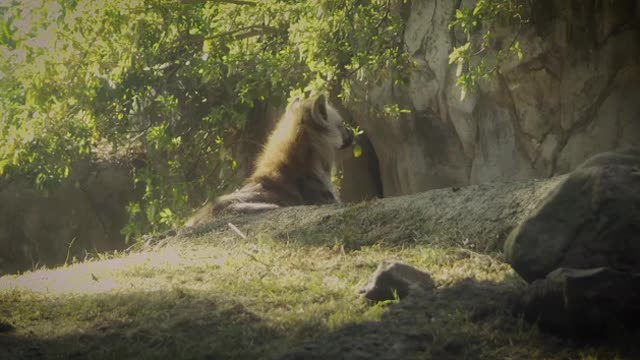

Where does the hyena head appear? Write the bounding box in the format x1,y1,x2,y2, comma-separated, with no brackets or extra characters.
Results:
300,94,354,151
251,94,354,181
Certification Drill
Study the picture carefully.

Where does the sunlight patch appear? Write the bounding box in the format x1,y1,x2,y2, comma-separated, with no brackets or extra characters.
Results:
0,253,159,294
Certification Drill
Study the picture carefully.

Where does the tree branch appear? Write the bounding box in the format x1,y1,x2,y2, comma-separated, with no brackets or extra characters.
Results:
217,0,257,5
209,25,275,40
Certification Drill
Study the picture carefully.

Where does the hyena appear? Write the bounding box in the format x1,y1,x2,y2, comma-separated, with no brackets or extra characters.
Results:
186,94,354,226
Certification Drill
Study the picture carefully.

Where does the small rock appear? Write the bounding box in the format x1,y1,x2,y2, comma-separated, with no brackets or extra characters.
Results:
514,267,640,339
359,261,434,302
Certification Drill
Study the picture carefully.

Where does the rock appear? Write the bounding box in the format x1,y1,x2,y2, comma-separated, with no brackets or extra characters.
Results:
0,158,139,273
359,261,434,302
504,148,640,282
345,0,640,196
513,267,640,339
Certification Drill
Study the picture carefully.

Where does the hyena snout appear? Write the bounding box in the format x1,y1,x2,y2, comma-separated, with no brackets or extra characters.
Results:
339,126,354,150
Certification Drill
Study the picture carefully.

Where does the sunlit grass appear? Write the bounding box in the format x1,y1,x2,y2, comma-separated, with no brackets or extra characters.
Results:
0,225,634,359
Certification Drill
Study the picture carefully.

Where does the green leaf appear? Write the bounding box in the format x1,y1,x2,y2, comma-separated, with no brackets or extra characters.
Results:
448,43,470,65
353,144,363,158
473,1,485,17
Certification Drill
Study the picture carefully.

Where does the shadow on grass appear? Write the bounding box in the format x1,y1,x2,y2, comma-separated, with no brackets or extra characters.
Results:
2,278,638,360
0,289,293,360
277,278,640,360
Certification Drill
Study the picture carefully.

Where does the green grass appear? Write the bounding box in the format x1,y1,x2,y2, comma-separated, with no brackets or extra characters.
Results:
0,222,637,359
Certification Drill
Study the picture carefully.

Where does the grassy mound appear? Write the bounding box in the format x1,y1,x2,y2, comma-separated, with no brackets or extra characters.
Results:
1,178,637,359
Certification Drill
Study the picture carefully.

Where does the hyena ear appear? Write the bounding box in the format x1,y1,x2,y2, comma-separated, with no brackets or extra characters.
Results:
287,95,302,110
290,95,302,105
311,94,329,125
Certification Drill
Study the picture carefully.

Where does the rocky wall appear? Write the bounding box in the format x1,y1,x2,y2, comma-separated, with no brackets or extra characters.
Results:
349,0,640,197
0,159,139,274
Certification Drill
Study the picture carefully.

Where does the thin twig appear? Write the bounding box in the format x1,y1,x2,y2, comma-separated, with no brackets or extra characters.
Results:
228,222,247,239
64,237,77,266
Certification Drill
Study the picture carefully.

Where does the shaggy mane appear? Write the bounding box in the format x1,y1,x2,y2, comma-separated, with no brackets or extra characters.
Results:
250,98,335,182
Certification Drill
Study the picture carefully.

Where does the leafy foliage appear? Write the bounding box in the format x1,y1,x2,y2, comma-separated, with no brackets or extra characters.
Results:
0,0,408,238
448,0,529,97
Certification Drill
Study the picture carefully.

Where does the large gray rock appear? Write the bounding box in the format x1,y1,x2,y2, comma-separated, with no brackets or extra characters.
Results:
504,148,640,282
514,267,640,338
